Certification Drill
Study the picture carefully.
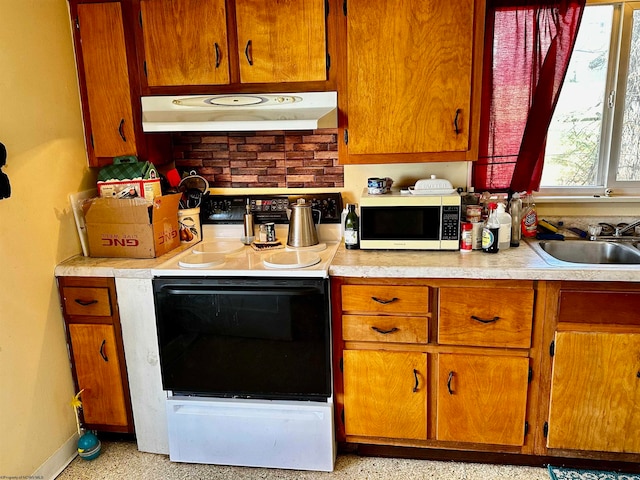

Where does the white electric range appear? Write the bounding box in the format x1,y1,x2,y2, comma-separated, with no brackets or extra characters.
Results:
150,193,343,472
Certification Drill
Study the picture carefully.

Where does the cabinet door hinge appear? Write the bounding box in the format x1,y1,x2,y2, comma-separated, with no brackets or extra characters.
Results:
341,408,345,425
75,16,80,30
90,133,94,149
326,53,331,72
524,421,529,436
143,61,148,78
339,357,343,372
528,366,533,383
543,421,549,438
343,0,347,16
549,340,555,357
139,11,143,28
325,0,330,16
343,129,349,145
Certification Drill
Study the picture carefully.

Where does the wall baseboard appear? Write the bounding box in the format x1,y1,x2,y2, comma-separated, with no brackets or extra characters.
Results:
33,432,78,480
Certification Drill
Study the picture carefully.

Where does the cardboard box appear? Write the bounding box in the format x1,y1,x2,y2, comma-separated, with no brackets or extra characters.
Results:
97,155,161,200
85,194,181,258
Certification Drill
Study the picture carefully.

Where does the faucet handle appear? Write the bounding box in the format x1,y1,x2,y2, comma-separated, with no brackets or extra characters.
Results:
588,224,602,241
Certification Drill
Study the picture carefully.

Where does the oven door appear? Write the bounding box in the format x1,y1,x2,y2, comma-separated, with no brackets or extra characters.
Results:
153,277,331,401
360,203,461,250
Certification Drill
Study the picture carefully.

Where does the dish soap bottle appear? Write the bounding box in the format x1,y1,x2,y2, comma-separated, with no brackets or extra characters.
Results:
344,203,360,250
482,202,500,253
521,191,538,238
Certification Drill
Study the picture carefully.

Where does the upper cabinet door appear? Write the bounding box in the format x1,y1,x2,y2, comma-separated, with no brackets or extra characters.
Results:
77,2,138,160
140,0,230,86
236,0,327,84
344,0,484,162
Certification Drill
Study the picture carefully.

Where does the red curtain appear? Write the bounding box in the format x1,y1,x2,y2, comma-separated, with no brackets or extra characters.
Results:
473,0,585,193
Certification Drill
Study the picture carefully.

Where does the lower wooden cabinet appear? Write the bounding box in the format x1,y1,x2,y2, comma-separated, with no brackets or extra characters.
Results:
332,277,536,453
548,331,640,453
436,353,529,446
343,350,427,440
544,283,640,455
58,276,134,433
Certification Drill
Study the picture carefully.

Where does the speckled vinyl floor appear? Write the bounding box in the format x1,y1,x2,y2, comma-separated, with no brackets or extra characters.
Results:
56,441,550,480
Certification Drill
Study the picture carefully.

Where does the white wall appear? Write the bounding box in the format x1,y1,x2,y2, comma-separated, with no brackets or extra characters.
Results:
0,0,95,476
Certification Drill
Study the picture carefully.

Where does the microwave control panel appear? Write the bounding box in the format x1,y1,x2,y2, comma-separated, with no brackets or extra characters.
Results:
201,193,343,224
441,205,461,240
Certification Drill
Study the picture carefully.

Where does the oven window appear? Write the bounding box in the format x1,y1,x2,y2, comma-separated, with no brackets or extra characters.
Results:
360,206,441,240
153,278,330,401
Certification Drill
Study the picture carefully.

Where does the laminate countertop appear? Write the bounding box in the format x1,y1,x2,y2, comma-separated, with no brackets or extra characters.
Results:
328,241,640,282
55,239,640,282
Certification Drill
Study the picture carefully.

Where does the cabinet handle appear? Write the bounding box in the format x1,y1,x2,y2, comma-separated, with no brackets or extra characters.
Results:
99,339,108,362
413,369,419,393
447,371,455,395
471,315,500,324
371,326,399,335
214,42,221,68
244,40,253,66
371,296,398,305
453,109,461,135
74,298,98,307
118,118,126,142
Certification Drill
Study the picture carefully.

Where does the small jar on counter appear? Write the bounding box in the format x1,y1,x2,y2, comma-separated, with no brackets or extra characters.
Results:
460,222,473,252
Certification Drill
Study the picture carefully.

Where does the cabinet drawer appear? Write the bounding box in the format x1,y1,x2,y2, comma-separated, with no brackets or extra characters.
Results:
343,315,428,344
438,287,534,348
342,285,429,315
62,287,112,317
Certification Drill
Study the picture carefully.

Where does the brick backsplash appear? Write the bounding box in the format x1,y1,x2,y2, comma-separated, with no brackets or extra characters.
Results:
172,129,343,188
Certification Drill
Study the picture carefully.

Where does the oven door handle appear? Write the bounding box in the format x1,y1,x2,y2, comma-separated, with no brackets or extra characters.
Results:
162,287,320,296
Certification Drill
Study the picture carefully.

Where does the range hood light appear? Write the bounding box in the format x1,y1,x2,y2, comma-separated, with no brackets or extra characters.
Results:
141,92,337,132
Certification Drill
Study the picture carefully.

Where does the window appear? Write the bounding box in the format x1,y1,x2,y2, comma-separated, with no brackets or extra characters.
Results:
541,1,640,195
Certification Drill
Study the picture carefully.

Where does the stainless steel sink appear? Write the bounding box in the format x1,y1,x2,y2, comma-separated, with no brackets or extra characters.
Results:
530,240,640,265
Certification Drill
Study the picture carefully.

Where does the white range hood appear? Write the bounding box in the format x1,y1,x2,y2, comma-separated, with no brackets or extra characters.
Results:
141,92,337,132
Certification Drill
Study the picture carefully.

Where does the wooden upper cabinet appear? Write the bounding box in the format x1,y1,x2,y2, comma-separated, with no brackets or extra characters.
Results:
236,0,327,83
137,0,328,89
140,0,230,86
547,331,640,453
77,2,138,161
342,0,485,163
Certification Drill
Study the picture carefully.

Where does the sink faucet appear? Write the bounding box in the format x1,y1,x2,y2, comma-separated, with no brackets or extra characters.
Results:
613,220,640,237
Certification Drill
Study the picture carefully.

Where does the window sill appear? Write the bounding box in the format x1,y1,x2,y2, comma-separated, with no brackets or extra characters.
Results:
535,195,640,204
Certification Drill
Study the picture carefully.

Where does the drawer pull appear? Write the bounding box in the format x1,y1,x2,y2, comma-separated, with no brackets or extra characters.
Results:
447,371,455,395
372,296,398,305
413,369,419,393
99,339,108,362
214,42,221,68
371,326,399,335
74,298,98,307
471,315,500,324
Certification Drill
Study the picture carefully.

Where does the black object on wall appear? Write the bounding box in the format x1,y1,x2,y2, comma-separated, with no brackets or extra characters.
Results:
0,142,10,199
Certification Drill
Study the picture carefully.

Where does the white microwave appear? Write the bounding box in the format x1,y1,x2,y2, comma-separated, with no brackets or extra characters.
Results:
359,189,461,250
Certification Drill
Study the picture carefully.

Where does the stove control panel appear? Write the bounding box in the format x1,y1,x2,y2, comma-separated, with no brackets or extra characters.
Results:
201,193,343,224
